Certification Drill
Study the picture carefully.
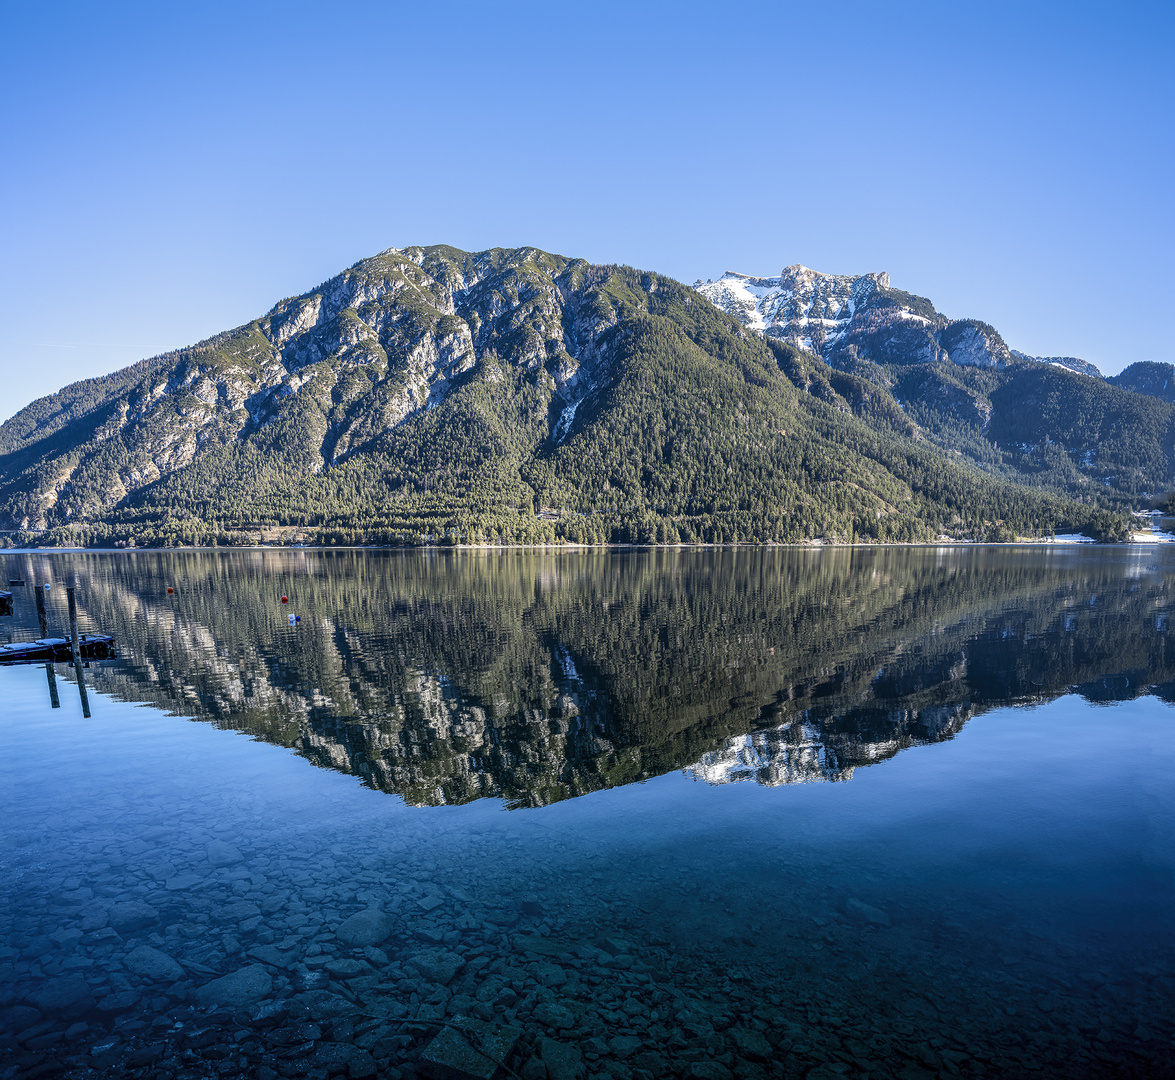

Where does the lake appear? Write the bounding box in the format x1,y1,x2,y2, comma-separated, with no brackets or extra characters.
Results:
1,547,1172,1080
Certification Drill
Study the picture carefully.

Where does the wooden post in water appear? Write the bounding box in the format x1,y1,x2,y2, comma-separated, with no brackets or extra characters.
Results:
65,585,91,718
45,663,60,709
66,586,80,660
35,586,49,637
37,584,60,706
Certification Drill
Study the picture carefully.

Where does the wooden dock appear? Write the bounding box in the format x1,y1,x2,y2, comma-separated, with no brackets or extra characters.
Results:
0,634,116,665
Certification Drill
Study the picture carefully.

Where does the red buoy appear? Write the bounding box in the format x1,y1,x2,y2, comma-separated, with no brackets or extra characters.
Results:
167,587,174,594
281,595,289,604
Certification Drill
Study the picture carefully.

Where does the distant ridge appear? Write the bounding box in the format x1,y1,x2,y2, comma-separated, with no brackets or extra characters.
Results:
1009,351,1102,379
696,264,1172,507
1107,360,1175,403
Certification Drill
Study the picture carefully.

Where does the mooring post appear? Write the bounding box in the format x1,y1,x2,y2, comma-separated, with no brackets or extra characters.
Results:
66,586,80,660
45,662,60,709
35,586,49,637
74,660,91,718
66,585,91,718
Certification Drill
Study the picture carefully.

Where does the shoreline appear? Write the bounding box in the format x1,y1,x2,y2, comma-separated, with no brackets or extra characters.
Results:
0,538,1138,555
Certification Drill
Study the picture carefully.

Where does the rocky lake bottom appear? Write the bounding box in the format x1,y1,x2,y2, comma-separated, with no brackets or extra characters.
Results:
2,671,1172,1080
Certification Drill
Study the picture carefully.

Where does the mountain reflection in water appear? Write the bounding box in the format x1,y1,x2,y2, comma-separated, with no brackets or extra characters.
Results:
3,546,1174,807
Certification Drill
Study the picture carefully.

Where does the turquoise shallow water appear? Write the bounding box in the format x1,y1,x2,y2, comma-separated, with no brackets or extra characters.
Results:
1,547,1173,1079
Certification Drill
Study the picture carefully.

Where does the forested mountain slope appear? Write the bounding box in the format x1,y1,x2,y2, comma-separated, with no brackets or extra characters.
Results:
1108,361,1175,404
0,246,1128,547
698,267,1175,506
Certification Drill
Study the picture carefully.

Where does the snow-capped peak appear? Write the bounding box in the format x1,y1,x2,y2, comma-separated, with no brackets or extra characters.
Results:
695,265,890,353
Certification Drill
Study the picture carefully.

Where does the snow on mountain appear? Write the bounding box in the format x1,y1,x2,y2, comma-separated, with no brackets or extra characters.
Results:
1009,350,1102,378
696,265,1104,379
695,265,889,352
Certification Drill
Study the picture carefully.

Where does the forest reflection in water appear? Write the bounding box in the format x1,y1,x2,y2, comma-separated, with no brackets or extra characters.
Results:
3,544,1175,808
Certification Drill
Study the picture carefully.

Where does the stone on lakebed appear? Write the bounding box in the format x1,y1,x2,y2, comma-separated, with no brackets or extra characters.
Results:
538,1037,585,1080
107,901,158,933
192,964,273,1008
124,945,185,982
26,976,93,1016
335,908,395,947
532,1001,576,1030
206,840,244,867
95,990,141,1015
407,948,465,985
420,1018,522,1080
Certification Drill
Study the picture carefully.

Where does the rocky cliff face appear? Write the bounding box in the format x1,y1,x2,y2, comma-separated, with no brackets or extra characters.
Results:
693,266,890,348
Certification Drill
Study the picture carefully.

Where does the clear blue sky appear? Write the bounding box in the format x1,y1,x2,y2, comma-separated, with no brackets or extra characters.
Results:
2,0,1171,421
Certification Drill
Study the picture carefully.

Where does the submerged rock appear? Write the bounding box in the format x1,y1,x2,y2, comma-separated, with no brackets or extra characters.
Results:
538,1036,584,1080
335,907,395,947
26,976,93,1016
532,1001,575,1030
0,1005,41,1032
79,908,109,932
682,1063,733,1080
95,990,141,1015
420,1018,522,1080
107,901,158,933
310,1042,378,1076
192,964,273,1007
206,839,244,867
408,948,465,985
165,871,205,891
608,1034,642,1059
729,1027,772,1060
124,944,185,982
249,943,297,969
845,898,891,926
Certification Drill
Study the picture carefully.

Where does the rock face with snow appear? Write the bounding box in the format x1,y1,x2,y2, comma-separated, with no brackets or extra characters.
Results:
1010,351,1102,378
693,266,889,350
696,265,1018,372
696,266,1104,377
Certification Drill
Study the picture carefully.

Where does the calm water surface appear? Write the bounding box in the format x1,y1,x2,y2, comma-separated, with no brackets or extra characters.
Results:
1,547,1172,1080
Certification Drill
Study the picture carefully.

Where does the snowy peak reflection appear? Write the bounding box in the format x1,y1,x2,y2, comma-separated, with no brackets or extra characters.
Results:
687,703,972,787
5,547,1174,808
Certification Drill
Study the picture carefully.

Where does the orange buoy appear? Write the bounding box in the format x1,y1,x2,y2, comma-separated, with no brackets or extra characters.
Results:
167,587,174,594
281,595,288,604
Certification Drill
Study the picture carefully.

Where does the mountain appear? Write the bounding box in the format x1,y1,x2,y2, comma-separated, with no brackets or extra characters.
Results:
0,246,1131,548
697,267,1175,505
1107,360,1175,403
1009,350,1102,378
